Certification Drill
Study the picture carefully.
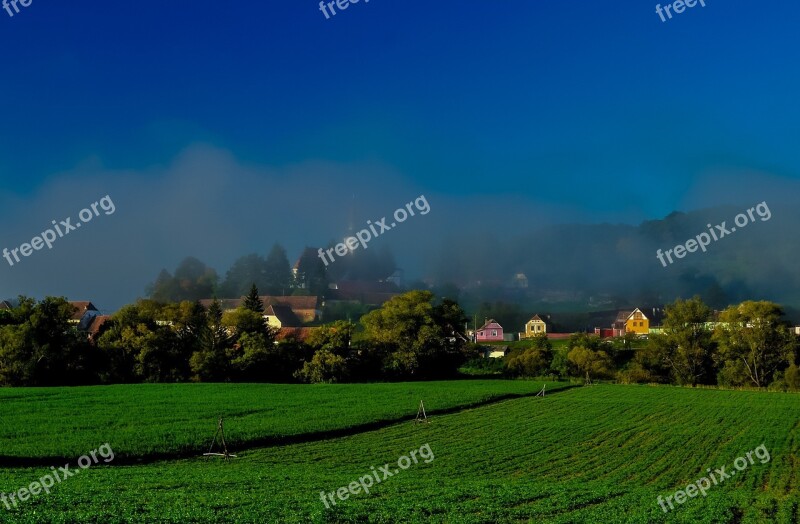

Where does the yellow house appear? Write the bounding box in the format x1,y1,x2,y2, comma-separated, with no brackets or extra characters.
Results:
623,308,649,335
264,305,302,329
523,314,547,338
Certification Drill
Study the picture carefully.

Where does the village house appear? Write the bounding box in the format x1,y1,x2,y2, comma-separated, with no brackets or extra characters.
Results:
475,319,504,342
264,304,302,329
520,314,548,339
610,308,649,336
593,307,653,338
68,301,99,325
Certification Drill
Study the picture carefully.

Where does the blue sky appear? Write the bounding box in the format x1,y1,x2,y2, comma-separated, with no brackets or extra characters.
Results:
0,0,798,307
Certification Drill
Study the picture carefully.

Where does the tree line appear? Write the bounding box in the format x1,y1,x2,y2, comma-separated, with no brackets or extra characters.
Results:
495,297,800,390
1,291,797,389
0,289,476,386
147,243,397,303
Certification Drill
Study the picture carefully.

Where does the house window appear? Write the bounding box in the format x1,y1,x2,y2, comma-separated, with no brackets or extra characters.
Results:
492,330,497,337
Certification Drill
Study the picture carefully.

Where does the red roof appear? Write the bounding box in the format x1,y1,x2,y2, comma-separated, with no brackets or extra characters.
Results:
88,315,111,335
478,319,503,330
69,301,98,321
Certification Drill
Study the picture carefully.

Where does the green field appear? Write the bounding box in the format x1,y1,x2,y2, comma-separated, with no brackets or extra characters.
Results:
1,382,798,523
0,380,562,462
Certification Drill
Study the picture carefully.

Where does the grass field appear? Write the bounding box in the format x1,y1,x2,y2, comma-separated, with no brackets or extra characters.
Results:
0,380,562,462
1,383,798,523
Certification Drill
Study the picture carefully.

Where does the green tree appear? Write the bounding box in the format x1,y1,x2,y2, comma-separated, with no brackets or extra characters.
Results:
648,296,715,386
222,307,270,337
229,332,275,381
190,299,234,382
306,320,355,356
361,291,470,378
362,291,440,353
243,284,264,313
0,296,97,386
361,291,440,377
714,301,796,387
97,300,190,383
567,346,614,383
294,349,348,384
507,346,552,377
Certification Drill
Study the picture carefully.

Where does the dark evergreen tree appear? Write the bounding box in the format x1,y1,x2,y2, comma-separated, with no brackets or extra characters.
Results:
243,284,264,313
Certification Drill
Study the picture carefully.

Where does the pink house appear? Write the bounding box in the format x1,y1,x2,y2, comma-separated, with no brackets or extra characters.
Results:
476,319,504,342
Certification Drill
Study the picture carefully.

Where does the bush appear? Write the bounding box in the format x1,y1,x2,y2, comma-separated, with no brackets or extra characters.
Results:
294,349,349,384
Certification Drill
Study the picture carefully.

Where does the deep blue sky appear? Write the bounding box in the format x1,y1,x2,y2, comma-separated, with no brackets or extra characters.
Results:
0,0,798,308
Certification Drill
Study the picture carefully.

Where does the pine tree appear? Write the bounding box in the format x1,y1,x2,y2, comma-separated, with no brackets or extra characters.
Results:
207,297,223,325
243,284,264,313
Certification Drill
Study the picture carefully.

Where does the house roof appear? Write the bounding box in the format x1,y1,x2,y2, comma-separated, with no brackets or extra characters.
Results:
77,311,100,331
326,281,399,305
88,315,111,335
612,308,649,328
265,304,301,327
615,310,633,323
262,295,320,311
69,301,98,321
626,308,648,321
0,300,12,310
478,319,503,330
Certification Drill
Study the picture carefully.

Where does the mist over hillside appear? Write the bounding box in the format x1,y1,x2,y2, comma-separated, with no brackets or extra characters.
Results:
427,200,799,316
